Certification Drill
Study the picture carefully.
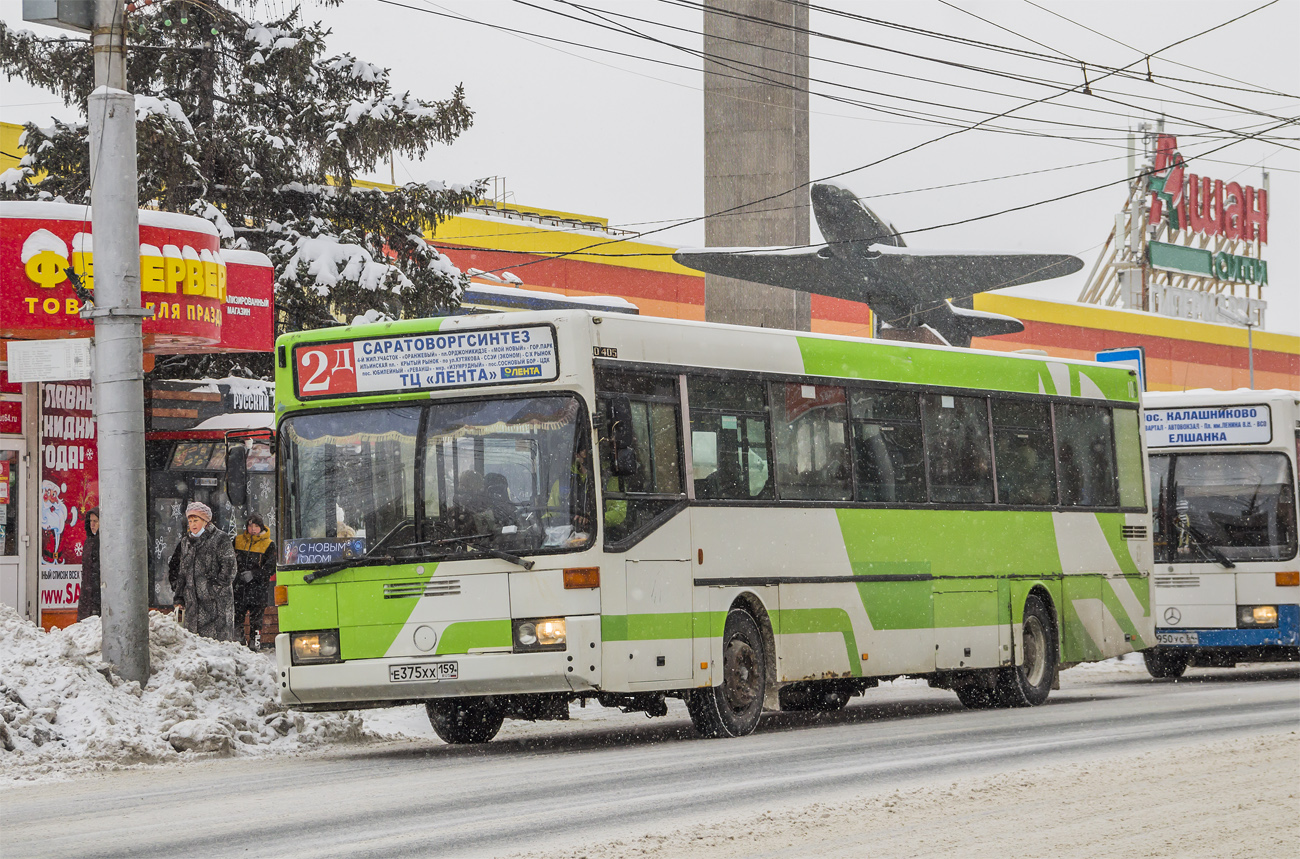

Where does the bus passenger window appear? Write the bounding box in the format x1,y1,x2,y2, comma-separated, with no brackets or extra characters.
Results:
923,394,994,504
688,378,771,500
991,399,1056,506
773,384,851,501
596,371,687,548
1112,408,1146,509
851,389,925,503
1055,404,1119,507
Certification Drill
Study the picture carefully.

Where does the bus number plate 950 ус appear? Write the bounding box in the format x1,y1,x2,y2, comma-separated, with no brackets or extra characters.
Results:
389,662,458,683
1155,632,1198,646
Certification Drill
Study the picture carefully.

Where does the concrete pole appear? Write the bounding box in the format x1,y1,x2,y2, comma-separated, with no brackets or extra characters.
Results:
90,0,150,684
703,0,811,330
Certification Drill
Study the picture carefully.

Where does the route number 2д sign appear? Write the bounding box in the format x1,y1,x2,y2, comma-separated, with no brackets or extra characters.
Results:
293,324,559,399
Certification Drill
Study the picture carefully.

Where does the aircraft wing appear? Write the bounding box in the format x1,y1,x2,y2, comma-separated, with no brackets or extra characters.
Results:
672,246,831,289
865,247,1083,302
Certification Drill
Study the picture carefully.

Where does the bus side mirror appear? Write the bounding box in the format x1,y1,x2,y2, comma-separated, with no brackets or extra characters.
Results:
226,445,248,508
609,397,639,477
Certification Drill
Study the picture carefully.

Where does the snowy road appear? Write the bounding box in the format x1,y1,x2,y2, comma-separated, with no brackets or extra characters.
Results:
4,662,1297,859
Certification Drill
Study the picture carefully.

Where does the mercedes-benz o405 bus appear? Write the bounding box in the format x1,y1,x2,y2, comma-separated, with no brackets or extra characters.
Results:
273,311,1154,741
1142,389,1299,677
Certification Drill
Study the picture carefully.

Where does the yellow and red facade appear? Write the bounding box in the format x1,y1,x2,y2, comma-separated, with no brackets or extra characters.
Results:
430,203,1297,391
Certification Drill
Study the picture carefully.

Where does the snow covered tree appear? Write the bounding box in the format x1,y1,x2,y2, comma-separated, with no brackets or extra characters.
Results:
0,2,486,376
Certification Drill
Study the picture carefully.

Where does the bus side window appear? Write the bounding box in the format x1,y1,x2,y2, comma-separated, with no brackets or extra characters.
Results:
990,399,1056,506
851,388,925,503
687,377,771,501
596,371,686,548
1056,404,1119,508
1150,454,1172,562
923,394,994,504
772,383,851,501
1112,407,1146,509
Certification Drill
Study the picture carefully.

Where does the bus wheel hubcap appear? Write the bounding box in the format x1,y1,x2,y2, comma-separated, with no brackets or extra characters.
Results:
723,638,760,712
1023,615,1047,687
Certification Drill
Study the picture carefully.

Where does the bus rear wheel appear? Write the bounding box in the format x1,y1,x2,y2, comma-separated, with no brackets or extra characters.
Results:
687,608,767,738
995,594,1057,707
426,697,505,744
1143,648,1189,679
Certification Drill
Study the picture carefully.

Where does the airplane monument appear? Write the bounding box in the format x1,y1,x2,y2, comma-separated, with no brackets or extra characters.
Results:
674,182,1084,348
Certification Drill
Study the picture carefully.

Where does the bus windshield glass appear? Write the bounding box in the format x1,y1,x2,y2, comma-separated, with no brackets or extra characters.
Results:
1152,452,1298,563
280,395,593,565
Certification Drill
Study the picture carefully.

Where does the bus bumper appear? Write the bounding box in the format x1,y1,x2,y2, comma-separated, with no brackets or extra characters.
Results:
1154,604,1300,649
275,615,602,708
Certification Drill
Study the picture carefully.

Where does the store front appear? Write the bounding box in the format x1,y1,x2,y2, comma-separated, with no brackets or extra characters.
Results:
0,201,275,628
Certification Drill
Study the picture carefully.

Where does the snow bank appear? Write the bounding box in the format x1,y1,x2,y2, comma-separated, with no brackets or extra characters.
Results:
0,605,387,784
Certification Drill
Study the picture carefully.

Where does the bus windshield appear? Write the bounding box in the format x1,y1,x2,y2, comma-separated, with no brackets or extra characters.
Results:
280,395,594,565
1152,452,1298,564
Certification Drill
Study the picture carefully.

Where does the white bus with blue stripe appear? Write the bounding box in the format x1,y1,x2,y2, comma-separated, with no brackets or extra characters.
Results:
1143,389,1299,677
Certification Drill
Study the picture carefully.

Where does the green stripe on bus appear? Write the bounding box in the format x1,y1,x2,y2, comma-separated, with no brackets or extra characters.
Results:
776,608,862,677
437,620,512,654
796,336,1135,402
836,508,1062,629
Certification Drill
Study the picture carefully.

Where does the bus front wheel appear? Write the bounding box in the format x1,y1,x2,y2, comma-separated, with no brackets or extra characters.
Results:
687,608,767,738
1143,648,1189,679
426,697,505,744
995,594,1057,707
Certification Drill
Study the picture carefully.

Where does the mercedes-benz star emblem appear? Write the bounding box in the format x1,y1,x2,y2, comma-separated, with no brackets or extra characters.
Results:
1163,607,1182,625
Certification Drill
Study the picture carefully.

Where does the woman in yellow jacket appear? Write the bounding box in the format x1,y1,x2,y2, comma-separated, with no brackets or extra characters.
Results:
233,513,275,651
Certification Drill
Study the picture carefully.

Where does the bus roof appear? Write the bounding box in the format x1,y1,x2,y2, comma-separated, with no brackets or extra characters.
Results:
276,309,1142,405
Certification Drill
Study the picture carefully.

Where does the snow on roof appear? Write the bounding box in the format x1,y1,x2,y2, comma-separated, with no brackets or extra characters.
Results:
192,413,274,432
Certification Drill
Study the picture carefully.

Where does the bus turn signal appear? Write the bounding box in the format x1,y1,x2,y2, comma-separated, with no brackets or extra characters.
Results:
564,567,600,589
275,585,288,606
1276,572,1299,587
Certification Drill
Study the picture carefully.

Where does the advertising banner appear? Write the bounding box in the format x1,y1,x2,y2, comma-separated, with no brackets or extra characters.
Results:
1,202,226,349
38,380,98,617
0,401,21,435
293,324,559,399
1144,404,1272,448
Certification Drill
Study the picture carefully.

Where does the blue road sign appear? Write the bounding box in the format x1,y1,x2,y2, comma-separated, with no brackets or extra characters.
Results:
1096,347,1146,392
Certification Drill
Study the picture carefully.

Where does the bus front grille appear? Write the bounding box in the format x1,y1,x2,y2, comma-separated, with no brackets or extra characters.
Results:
1154,575,1200,589
383,580,462,599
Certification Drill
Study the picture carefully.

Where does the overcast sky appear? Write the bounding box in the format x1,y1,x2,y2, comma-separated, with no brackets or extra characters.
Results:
4,1,1297,335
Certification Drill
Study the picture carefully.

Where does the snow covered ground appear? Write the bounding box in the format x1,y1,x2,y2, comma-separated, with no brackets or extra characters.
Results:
0,604,686,785
0,601,1153,787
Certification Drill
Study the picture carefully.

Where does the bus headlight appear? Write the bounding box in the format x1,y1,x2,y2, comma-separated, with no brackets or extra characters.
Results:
291,630,342,664
514,618,566,652
1237,606,1278,628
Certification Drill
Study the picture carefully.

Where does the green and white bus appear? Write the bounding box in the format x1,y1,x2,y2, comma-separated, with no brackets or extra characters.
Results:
1142,389,1299,678
272,310,1154,741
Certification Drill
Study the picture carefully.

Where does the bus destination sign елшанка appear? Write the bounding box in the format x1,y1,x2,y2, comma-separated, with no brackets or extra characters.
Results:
1144,404,1272,447
293,325,559,399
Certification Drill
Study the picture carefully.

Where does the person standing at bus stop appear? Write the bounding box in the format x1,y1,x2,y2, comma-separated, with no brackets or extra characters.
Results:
233,513,275,651
171,502,238,641
75,508,101,623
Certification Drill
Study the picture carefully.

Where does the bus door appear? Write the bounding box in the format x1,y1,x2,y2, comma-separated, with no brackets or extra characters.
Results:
598,371,693,686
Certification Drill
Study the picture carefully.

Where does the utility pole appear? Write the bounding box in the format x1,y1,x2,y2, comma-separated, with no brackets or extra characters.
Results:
89,0,150,684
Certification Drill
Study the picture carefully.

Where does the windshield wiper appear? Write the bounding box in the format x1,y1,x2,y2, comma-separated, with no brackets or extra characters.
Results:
1182,523,1236,569
429,534,535,570
304,535,535,581
303,553,395,584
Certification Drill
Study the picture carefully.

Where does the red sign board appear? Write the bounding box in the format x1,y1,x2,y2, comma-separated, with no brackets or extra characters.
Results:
38,380,98,615
0,202,276,355
1148,135,1268,243
0,461,9,504
0,401,21,435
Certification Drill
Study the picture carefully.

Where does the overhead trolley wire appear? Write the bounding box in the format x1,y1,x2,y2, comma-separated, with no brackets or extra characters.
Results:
557,0,1295,140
